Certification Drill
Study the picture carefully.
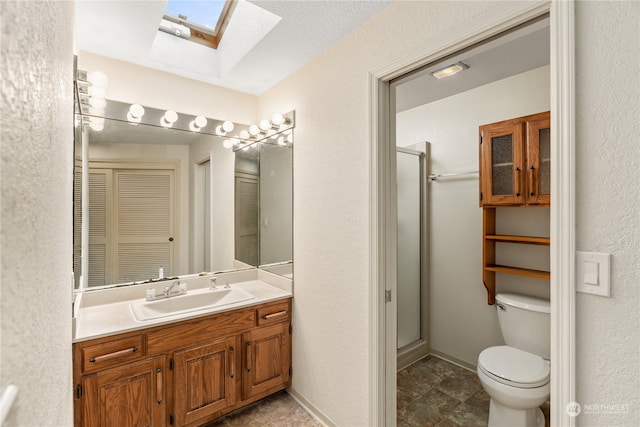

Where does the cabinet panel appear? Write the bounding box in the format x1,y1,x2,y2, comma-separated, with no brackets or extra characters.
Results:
242,322,291,400
82,356,165,427
81,335,144,373
173,336,239,426
480,123,524,205
526,116,551,205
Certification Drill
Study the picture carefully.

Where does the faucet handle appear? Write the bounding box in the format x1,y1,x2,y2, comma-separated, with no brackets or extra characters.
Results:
210,277,217,290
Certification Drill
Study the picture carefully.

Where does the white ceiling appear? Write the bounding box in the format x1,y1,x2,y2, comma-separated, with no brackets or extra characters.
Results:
76,1,549,105
394,18,550,112
76,0,394,95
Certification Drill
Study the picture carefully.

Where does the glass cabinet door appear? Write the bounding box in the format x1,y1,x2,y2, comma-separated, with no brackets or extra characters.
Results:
480,123,524,205
526,117,551,205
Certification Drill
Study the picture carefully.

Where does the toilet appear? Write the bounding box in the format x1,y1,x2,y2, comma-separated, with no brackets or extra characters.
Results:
477,293,550,427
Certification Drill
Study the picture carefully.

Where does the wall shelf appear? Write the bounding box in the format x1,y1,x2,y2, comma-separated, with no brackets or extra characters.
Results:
481,208,550,304
484,235,550,245
485,264,550,280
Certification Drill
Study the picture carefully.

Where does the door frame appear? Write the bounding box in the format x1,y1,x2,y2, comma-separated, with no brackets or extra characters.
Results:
368,1,575,425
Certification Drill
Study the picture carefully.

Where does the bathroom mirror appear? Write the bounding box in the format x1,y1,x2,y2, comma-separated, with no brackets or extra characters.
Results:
73,99,293,289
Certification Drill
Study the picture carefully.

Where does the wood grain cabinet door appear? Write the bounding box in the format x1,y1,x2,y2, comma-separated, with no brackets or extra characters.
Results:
526,115,551,205
81,356,165,427
173,336,239,426
242,322,291,400
480,122,525,206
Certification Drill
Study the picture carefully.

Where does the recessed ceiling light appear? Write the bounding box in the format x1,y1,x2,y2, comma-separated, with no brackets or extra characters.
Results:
430,62,469,79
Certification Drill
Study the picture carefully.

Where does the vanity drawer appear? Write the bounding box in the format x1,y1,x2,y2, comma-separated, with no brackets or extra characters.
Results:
81,335,144,373
257,300,291,326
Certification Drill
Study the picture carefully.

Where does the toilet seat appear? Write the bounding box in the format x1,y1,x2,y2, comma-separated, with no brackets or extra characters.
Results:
478,346,549,389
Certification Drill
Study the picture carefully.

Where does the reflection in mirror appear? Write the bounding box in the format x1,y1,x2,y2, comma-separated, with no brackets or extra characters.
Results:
73,98,294,290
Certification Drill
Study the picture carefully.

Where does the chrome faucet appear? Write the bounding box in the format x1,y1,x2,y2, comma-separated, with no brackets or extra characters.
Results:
163,280,180,297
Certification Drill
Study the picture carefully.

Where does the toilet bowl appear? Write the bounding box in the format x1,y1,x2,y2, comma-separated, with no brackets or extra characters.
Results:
478,346,549,427
477,294,551,427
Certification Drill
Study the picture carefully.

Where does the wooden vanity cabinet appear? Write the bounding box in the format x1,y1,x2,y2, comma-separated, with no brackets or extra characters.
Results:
479,111,550,207
73,298,292,427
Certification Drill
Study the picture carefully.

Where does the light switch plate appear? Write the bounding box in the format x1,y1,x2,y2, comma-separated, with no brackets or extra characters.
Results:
576,251,611,297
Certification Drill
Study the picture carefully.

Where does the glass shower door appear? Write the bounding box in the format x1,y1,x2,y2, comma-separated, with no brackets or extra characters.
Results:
396,149,424,349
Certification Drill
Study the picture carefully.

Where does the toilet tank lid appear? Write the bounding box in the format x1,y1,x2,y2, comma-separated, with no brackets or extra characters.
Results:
496,293,550,314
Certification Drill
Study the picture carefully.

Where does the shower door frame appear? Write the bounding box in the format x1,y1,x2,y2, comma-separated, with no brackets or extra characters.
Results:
395,146,430,370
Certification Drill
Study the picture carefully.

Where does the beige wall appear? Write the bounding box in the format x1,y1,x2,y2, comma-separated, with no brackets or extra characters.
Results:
2,1,638,426
259,0,639,425
78,52,259,125
0,1,75,425
574,1,640,424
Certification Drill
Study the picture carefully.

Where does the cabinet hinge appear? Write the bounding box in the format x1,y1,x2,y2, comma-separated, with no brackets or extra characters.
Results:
169,358,174,370
289,366,292,376
385,289,392,303
169,413,174,425
289,324,292,334
76,384,82,399
480,192,483,202
479,134,483,145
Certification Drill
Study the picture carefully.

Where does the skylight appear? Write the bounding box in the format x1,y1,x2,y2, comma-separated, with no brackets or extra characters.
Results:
162,0,235,49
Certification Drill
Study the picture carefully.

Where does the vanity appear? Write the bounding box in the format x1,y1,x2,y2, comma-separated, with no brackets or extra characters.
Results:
72,274,292,427
72,71,296,426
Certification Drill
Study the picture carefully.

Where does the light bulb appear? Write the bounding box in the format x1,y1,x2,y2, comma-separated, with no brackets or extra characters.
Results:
286,133,293,143
271,113,284,126
223,139,233,149
249,125,260,136
277,136,286,145
259,119,271,131
222,121,234,132
127,104,144,123
189,115,207,131
88,85,106,99
89,117,104,132
239,130,250,139
87,71,108,88
161,110,178,127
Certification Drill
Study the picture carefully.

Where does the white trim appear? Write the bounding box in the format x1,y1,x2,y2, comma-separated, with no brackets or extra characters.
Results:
368,1,575,425
550,1,576,426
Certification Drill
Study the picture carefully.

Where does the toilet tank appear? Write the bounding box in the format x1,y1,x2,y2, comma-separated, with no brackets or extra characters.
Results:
496,293,550,359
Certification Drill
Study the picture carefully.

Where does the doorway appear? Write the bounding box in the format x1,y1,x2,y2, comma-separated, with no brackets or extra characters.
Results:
368,2,576,426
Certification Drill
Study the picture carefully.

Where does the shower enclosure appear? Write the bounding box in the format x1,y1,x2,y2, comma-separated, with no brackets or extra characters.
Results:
396,146,429,369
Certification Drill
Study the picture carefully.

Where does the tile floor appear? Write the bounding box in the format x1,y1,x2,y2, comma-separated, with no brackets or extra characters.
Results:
203,390,321,427
204,354,550,427
398,355,550,427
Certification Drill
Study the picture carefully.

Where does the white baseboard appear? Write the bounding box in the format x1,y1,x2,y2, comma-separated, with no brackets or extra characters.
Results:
286,387,337,427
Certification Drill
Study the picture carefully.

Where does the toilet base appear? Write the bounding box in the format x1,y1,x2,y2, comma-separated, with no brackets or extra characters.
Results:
488,399,545,427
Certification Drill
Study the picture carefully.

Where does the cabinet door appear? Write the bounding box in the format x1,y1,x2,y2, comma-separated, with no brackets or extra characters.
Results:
173,336,238,426
81,356,165,427
242,322,291,400
526,116,551,205
480,123,525,206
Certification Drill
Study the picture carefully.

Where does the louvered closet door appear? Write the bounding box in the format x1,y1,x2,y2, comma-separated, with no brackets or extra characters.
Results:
114,170,175,283
88,169,113,286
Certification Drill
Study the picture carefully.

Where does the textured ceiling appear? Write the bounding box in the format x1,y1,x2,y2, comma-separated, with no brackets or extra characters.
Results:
76,0,394,95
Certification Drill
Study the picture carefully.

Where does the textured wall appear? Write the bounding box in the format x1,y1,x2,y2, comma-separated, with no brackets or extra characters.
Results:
575,1,640,425
0,1,74,426
257,1,505,425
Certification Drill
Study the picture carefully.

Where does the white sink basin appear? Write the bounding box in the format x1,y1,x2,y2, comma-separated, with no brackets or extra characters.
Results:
130,287,255,321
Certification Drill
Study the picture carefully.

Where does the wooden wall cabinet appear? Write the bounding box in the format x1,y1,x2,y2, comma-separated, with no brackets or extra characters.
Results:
73,298,292,427
479,112,551,304
479,111,550,207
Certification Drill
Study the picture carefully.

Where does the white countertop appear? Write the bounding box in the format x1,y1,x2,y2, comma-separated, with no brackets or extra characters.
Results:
74,279,292,343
